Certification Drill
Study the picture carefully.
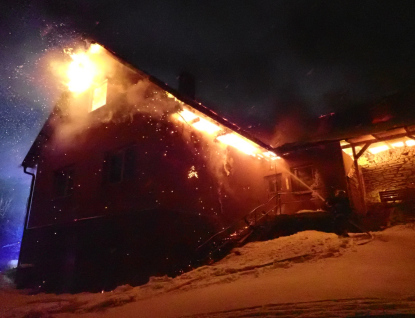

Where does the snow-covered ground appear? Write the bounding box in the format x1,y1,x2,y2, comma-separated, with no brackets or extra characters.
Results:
2,224,415,317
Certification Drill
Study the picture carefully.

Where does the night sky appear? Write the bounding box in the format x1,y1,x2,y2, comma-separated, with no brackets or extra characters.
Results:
1,0,415,184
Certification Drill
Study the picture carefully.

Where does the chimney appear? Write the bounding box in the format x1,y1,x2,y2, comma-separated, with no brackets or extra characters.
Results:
178,71,195,100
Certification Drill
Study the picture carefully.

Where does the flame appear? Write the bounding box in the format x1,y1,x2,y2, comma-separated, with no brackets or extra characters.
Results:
217,133,258,155
67,52,97,93
406,140,415,146
178,109,198,122
192,118,221,134
177,109,221,134
89,43,102,54
262,151,280,160
65,44,104,94
174,108,279,160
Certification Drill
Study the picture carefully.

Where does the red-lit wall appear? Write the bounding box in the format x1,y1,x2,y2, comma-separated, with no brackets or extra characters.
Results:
274,142,348,214
28,100,273,230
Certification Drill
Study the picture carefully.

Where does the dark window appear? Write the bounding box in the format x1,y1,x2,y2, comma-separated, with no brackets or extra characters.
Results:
54,168,74,197
291,165,314,192
104,146,135,183
265,174,282,193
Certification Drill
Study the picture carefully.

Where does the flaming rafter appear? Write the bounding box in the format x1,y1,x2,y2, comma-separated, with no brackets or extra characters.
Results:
170,103,280,160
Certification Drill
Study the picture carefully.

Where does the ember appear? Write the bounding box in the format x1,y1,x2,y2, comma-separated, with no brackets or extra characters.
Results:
188,166,198,179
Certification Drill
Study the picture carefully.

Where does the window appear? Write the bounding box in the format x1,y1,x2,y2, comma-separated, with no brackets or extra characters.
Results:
265,174,282,193
91,79,108,111
291,165,314,192
104,146,135,183
54,167,74,198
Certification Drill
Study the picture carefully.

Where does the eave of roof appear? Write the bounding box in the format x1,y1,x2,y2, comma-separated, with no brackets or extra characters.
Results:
22,40,276,167
98,41,275,152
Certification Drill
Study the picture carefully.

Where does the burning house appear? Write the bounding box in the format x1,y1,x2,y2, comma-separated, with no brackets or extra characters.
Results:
17,42,415,292
18,43,288,291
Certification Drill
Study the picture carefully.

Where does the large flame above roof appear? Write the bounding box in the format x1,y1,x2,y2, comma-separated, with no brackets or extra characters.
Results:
65,44,103,94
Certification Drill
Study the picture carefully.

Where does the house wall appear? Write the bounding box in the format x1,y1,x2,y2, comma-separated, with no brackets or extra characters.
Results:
21,74,278,290
359,146,415,203
27,53,276,231
275,142,347,214
29,110,272,229
29,118,348,231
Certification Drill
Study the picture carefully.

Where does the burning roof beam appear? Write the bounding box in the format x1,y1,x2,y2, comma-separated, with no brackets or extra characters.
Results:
216,133,258,156
174,107,279,160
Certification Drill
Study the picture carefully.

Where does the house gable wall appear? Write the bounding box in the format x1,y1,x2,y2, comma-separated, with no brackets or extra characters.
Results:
27,74,272,230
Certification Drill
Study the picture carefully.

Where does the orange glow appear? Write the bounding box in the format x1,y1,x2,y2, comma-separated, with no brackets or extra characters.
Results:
166,92,181,103
175,109,279,160
192,118,221,134
177,109,221,134
65,44,104,94
91,80,108,111
342,148,353,157
89,43,102,54
217,133,258,155
188,166,198,179
406,140,415,146
262,151,280,160
67,52,97,93
178,109,198,122
369,145,389,154
391,141,405,148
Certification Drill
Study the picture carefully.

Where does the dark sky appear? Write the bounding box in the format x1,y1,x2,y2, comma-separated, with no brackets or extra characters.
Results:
1,0,415,181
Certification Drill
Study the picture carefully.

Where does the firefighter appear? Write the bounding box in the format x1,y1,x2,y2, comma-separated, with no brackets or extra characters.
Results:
326,189,352,237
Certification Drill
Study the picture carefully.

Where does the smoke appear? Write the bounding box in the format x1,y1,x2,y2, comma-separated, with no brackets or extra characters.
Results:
50,44,184,147
51,92,91,146
125,79,150,107
125,79,179,118
268,87,318,147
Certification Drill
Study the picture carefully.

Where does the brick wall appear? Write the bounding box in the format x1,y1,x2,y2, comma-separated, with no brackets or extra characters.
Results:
359,146,415,203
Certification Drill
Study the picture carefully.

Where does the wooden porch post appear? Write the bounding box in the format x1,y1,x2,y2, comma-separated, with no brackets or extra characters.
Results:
352,145,368,214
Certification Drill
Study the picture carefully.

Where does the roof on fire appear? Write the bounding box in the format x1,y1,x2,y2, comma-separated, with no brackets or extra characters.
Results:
22,41,275,168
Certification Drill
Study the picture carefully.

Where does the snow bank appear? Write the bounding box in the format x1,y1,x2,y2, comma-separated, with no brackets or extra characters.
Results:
2,225,415,318
0,230,354,317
